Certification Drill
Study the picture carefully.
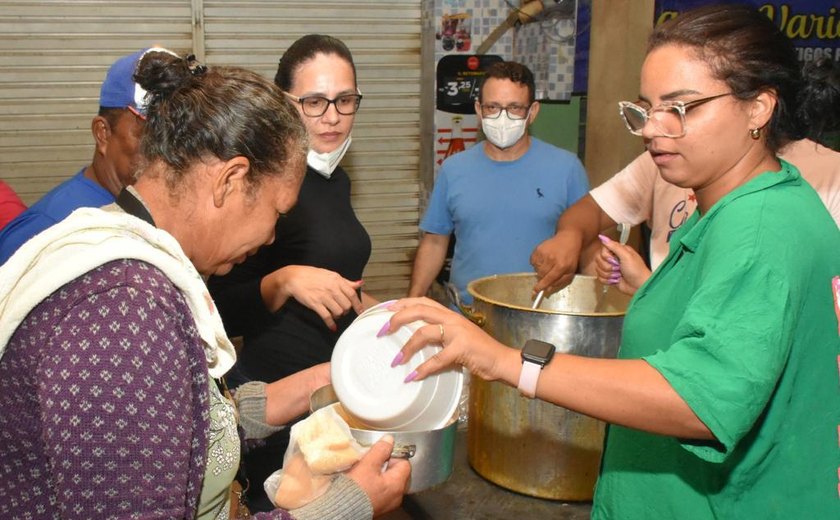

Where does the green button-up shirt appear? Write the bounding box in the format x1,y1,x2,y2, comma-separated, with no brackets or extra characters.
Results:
593,161,840,519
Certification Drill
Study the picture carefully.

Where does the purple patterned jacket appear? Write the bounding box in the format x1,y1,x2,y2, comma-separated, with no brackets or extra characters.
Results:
0,259,321,519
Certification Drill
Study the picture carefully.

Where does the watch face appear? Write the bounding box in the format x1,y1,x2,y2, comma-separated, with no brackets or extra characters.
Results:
522,339,556,365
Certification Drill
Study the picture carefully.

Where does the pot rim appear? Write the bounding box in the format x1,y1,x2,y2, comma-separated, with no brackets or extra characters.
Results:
466,273,628,317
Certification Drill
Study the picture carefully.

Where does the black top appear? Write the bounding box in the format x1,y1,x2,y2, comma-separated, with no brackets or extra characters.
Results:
208,165,371,382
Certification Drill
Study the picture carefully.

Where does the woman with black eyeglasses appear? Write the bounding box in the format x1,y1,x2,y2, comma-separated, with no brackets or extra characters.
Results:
207,34,376,511
380,5,840,519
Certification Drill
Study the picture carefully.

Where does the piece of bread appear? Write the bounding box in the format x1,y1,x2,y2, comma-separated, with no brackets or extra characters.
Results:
296,406,363,474
274,452,331,509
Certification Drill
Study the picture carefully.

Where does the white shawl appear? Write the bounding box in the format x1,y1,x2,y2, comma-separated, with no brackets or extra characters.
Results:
0,204,236,378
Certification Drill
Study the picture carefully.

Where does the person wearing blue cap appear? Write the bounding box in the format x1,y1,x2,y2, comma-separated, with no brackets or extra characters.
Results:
0,47,175,265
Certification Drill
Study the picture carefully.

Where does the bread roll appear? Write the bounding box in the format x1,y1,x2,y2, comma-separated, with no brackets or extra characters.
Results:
296,406,363,474
274,452,331,509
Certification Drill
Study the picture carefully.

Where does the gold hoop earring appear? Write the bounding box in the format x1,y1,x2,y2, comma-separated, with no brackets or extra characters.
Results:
749,128,761,140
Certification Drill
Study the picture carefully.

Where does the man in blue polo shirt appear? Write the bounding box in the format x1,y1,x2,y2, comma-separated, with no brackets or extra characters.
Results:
408,61,589,305
0,47,175,265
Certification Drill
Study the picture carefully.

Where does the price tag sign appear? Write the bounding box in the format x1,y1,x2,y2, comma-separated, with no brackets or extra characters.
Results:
436,54,503,114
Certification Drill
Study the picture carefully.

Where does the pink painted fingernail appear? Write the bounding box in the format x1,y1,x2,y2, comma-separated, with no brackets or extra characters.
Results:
608,275,620,284
598,234,610,244
390,351,404,368
376,321,390,337
404,370,418,383
607,257,619,267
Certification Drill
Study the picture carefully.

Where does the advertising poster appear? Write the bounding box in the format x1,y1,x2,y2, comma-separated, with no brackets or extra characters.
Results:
573,1,839,95
656,1,840,64
435,54,503,167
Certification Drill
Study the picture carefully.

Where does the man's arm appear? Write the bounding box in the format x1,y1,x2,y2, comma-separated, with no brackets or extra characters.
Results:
531,151,659,293
530,194,616,293
408,232,450,297
0,213,58,266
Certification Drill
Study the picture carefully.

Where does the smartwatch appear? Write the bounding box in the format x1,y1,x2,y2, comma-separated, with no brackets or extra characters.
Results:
517,339,556,398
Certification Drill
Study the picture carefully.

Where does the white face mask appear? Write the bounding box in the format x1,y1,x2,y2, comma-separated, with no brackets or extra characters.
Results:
307,136,352,178
481,111,529,149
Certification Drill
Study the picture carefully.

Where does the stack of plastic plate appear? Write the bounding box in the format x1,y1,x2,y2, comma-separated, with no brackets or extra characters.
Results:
331,308,463,431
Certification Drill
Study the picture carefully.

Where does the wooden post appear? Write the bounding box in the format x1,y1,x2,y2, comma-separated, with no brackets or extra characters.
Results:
584,0,655,188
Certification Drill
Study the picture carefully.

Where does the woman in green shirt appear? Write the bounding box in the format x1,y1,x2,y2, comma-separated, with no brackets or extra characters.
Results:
382,4,840,519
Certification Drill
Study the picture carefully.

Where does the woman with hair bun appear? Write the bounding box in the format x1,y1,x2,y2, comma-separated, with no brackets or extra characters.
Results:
382,5,840,518
0,50,408,519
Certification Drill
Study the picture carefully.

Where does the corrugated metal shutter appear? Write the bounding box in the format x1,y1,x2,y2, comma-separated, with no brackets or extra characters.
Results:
203,0,423,299
0,0,422,299
0,1,193,203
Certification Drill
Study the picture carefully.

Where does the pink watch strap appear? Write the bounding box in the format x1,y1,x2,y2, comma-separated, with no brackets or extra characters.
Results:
517,359,542,398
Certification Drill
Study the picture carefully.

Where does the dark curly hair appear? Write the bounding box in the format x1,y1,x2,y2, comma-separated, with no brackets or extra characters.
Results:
274,34,357,91
799,57,840,148
648,4,839,153
133,51,308,193
479,61,536,104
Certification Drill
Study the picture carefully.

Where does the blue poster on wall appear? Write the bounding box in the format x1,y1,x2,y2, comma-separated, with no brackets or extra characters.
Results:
656,1,840,64
573,0,591,93
573,1,840,93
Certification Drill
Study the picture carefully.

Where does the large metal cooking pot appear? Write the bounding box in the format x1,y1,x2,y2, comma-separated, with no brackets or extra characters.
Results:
456,273,630,500
310,384,457,493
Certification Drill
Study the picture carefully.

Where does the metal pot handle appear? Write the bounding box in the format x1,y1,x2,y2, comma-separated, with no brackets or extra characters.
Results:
444,282,486,328
390,444,416,459
357,442,414,459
